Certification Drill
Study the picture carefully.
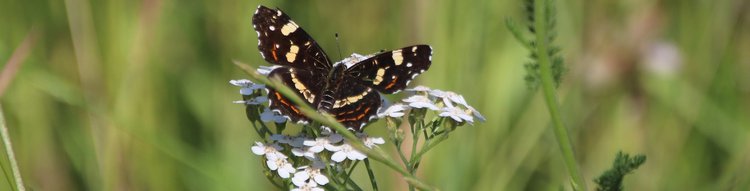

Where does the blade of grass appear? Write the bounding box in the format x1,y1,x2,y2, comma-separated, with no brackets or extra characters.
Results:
233,60,438,191
0,105,25,191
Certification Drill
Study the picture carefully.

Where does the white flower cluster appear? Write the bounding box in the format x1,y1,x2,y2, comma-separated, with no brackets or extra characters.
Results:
378,86,485,124
230,79,289,123
251,133,384,190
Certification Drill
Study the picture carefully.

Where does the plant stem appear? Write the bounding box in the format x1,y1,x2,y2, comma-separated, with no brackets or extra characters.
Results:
533,0,586,190
0,105,26,191
233,61,437,191
364,159,379,191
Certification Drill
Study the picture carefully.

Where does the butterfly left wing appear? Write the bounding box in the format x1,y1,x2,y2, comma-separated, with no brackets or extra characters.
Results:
266,67,326,124
346,45,432,94
252,6,332,72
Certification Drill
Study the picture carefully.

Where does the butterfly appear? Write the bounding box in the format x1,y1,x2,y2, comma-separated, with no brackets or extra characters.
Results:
252,5,432,131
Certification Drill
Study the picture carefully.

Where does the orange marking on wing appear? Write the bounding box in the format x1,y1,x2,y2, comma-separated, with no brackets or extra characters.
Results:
271,46,279,61
338,106,372,122
275,92,300,114
385,76,399,89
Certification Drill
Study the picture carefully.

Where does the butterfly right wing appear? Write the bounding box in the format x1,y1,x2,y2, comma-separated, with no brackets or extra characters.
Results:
266,67,325,124
252,6,332,72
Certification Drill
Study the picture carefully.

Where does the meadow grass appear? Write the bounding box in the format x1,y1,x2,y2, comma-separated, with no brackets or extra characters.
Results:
1,0,749,190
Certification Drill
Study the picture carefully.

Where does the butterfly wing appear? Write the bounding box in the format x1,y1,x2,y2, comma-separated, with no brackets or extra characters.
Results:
252,6,332,72
346,45,432,94
326,76,381,131
266,67,325,124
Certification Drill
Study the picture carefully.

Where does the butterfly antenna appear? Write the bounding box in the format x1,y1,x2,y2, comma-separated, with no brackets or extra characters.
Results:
335,33,343,60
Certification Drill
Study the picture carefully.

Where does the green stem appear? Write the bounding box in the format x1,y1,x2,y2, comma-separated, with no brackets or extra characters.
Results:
533,0,586,190
0,105,25,191
364,159,379,191
234,61,437,191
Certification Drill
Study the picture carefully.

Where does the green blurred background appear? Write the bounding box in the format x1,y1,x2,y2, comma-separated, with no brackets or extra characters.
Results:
1,0,749,190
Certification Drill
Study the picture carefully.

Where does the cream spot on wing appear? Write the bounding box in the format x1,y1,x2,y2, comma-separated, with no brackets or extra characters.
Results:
406,62,412,67
411,46,417,52
276,10,282,17
373,68,386,85
281,21,299,36
333,89,372,109
290,71,315,103
392,50,403,65
286,45,299,62
269,26,276,31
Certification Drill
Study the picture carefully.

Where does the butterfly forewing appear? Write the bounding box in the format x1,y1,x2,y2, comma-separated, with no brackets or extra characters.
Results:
252,6,332,72
346,45,432,94
267,67,325,123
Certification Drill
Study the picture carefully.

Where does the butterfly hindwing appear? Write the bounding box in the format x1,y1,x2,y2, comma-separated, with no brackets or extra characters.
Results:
267,67,325,123
327,77,381,131
252,6,332,72
346,45,432,94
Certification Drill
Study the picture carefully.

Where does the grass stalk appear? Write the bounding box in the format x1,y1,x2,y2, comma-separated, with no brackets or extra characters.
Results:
0,105,25,191
533,0,586,190
233,61,437,191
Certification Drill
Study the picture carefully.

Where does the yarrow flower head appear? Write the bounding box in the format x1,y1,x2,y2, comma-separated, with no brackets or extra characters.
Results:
260,108,287,123
266,153,296,178
291,181,324,191
233,96,268,105
303,134,343,153
439,106,474,123
251,142,283,159
292,160,329,187
377,103,409,118
357,133,385,148
429,89,468,108
230,79,265,95
402,95,440,111
329,141,367,162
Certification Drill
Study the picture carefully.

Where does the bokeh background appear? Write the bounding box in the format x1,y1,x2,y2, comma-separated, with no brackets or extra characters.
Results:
2,0,749,190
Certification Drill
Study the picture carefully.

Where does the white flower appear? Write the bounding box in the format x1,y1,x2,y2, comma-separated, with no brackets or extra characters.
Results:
291,181,324,191
291,147,317,159
377,103,408,118
466,105,486,122
303,134,343,153
233,96,268,105
260,108,287,123
357,133,385,148
439,106,474,123
250,142,283,159
405,85,432,92
292,161,329,186
319,126,333,135
329,142,367,162
230,79,265,95
257,65,282,76
266,154,296,178
402,95,440,111
429,89,468,108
